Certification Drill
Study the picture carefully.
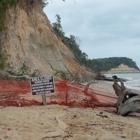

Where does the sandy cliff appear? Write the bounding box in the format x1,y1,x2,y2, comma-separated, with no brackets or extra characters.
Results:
1,0,94,80
106,64,140,74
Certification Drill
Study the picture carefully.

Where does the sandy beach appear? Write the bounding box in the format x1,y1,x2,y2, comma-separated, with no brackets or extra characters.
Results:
0,81,140,140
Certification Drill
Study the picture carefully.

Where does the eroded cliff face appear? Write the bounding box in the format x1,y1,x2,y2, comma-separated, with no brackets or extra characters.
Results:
1,0,95,81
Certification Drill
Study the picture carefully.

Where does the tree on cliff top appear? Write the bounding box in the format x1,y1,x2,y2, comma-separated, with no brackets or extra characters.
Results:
42,0,48,8
51,14,65,39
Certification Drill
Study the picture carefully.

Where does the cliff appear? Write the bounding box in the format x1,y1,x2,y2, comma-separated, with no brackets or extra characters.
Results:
1,0,95,81
106,64,140,74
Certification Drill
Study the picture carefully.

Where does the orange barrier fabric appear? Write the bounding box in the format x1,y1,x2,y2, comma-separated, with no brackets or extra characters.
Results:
0,80,118,109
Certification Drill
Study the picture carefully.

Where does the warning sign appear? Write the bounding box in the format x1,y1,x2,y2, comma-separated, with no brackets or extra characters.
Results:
30,76,55,95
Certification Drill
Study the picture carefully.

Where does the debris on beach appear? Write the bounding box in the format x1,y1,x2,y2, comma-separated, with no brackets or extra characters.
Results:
113,79,140,116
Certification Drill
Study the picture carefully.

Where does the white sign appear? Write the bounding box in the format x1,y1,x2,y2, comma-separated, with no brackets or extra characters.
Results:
30,76,54,95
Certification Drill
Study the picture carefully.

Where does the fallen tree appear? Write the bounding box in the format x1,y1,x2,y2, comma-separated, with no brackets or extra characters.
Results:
113,80,140,116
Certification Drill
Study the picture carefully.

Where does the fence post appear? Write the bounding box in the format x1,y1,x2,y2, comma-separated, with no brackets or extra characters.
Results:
42,94,47,105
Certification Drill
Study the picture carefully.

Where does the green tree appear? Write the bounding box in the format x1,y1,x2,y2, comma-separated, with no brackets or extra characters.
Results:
64,35,83,60
81,52,88,63
91,57,139,72
42,0,48,8
51,14,65,39
51,15,91,68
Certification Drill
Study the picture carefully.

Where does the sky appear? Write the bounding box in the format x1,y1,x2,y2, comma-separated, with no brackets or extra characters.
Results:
43,0,140,68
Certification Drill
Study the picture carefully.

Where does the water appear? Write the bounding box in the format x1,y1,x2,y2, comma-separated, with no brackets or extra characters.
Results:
104,73,140,90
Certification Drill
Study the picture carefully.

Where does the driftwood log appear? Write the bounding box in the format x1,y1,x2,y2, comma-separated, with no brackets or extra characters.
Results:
113,80,140,116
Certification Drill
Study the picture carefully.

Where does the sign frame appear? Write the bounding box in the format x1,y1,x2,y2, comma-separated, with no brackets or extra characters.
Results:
30,75,55,96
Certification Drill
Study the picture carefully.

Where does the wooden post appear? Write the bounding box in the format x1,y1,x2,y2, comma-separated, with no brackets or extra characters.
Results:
66,91,68,105
42,94,47,105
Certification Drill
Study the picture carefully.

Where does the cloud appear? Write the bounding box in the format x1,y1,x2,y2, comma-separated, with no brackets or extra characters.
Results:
44,0,140,68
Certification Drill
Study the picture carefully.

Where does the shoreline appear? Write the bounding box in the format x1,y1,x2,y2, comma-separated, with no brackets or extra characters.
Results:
103,72,140,74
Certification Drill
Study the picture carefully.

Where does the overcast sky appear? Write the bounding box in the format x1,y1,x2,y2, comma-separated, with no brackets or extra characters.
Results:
44,0,140,68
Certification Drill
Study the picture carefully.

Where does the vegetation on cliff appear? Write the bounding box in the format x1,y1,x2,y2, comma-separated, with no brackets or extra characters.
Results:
42,0,48,8
51,14,139,73
51,14,88,67
0,0,20,70
0,0,47,70
0,0,19,31
0,0,48,32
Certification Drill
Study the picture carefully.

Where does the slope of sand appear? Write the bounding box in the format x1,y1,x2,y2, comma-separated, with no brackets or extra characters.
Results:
0,81,140,140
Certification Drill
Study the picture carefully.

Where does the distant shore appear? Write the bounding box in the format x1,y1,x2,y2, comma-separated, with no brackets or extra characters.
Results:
103,71,140,74
102,64,140,74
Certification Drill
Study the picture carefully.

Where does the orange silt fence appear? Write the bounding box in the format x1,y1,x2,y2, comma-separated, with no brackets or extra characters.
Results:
1,79,140,116
0,80,118,110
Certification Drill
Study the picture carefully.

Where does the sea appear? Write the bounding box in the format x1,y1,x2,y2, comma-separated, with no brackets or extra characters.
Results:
104,73,140,90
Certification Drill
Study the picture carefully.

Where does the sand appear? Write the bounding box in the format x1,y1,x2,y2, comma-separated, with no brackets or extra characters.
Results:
0,81,140,140
84,80,115,93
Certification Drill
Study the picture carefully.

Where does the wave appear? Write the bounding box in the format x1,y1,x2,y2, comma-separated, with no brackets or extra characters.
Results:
105,73,140,90
125,79,140,90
